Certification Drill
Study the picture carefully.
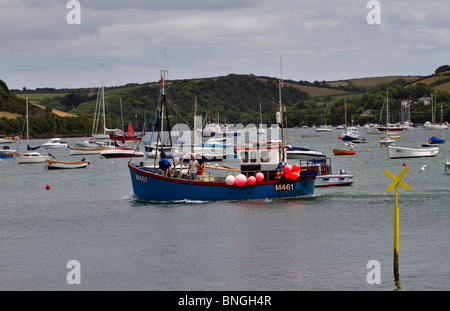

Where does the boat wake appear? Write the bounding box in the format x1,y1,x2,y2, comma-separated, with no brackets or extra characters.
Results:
128,195,209,206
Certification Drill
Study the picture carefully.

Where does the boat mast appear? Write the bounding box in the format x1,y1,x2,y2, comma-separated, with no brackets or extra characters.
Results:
193,96,198,148
92,87,100,136
259,102,263,126
432,93,436,137
157,55,171,160
276,56,286,162
386,89,389,129
101,62,106,135
120,97,125,144
344,97,347,134
26,97,29,145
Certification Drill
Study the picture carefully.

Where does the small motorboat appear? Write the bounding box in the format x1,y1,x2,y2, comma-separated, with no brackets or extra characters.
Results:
46,159,90,170
286,145,326,160
42,138,69,149
69,146,106,155
100,147,144,158
333,141,356,155
0,146,19,158
333,149,356,155
315,169,354,187
380,136,395,147
15,152,54,164
388,146,439,159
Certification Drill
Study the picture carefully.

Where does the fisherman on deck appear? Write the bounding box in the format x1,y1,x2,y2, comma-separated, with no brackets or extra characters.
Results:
158,152,171,176
188,155,198,180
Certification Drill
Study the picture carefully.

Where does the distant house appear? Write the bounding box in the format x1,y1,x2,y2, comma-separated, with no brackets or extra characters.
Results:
417,97,431,105
360,109,376,117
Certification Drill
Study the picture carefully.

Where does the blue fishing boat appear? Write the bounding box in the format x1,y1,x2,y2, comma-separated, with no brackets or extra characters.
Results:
128,59,317,202
129,139,317,202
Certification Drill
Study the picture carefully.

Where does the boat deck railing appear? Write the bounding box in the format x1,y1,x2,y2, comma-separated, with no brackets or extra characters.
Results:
133,157,332,182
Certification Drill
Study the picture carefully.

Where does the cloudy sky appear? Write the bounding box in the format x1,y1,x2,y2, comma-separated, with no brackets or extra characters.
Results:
1,0,449,90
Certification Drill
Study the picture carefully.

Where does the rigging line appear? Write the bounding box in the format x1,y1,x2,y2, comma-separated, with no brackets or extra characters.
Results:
163,96,175,166
144,89,162,162
165,101,192,127
14,114,27,154
164,90,198,129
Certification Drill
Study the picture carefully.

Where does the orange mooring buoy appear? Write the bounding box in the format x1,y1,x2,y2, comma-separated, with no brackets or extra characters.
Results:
46,184,50,190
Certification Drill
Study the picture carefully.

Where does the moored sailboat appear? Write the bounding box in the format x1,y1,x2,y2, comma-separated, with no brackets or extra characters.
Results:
14,98,52,164
109,121,143,141
427,96,446,144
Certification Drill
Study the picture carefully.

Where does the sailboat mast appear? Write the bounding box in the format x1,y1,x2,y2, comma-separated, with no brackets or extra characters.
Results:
433,94,436,136
279,57,283,112
26,97,29,144
193,96,197,147
101,63,106,135
92,87,100,136
386,89,389,128
120,97,124,141
344,97,348,136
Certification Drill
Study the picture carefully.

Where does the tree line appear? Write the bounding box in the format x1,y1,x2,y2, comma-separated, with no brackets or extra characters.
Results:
3,68,450,137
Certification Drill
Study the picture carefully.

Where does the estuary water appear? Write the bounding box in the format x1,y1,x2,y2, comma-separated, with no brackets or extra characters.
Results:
1,127,450,291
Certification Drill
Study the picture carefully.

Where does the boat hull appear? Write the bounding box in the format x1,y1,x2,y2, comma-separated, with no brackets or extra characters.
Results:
315,174,354,187
377,127,403,131
15,153,52,164
379,139,395,147
46,160,89,170
100,148,144,158
128,163,315,202
341,136,358,142
388,146,439,158
332,149,356,155
286,147,326,160
0,151,19,158
70,147,106,155
109,133,142,141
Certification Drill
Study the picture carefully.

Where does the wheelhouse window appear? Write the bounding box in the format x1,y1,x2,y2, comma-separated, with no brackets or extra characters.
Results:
250,151,257,163
260,151,270,163
240,151,248,163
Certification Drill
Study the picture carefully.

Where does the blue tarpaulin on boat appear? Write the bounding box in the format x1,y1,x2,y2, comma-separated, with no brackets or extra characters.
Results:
429,136,445,144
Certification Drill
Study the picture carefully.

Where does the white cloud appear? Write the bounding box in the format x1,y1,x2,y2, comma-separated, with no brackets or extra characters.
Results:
2,0,450,89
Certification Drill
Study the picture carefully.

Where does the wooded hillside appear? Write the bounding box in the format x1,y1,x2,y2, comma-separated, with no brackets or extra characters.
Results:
3,66,450,137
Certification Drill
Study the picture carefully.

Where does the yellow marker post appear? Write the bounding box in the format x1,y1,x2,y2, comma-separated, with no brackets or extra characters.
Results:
384,167,411,280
